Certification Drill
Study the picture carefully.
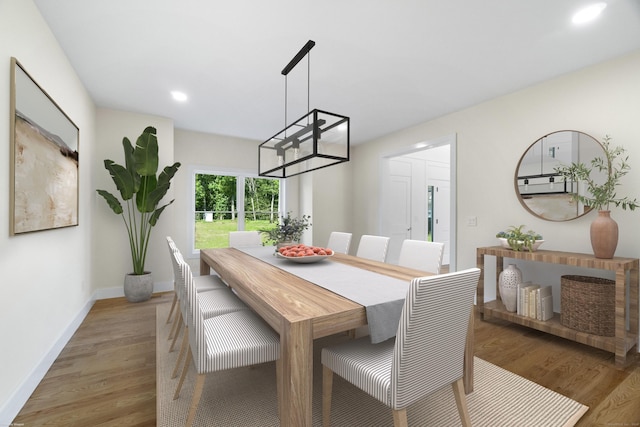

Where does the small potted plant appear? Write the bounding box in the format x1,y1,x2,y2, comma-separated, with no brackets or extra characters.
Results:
496,225,544,252
554,135,638,258
261,212,311,248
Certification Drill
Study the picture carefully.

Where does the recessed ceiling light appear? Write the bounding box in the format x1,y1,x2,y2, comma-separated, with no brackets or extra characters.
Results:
171,90,188,102
572,2,607,25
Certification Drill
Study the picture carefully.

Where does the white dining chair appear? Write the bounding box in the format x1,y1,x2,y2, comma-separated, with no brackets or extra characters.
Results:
165,236,228,326
229,230,262,248
174,260,281,427
168,248,251,378
397,239,445,274
327,231,352,254
321,268,480,427
356,235,390,262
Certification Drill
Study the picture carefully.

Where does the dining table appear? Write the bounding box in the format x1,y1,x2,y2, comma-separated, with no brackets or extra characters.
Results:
200,246,475,427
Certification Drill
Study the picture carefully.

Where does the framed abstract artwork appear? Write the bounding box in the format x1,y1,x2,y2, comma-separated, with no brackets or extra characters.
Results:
9,57,79,235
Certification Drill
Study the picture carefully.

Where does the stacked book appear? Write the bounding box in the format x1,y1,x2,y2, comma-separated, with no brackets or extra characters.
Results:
517,283,554,321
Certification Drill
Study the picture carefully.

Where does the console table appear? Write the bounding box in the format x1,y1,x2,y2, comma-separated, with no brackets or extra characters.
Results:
477,246,639,367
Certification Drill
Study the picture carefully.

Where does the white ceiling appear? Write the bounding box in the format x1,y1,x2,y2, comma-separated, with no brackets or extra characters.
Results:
33,0,640,145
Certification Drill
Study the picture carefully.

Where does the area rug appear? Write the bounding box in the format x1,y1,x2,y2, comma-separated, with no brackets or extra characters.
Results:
156,304,588,426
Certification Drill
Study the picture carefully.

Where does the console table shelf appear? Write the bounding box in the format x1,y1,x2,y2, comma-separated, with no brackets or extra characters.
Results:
477,246,639,367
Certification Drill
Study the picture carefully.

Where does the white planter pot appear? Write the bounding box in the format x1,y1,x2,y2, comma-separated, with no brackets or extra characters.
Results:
124,272,153,302
497,237,545,251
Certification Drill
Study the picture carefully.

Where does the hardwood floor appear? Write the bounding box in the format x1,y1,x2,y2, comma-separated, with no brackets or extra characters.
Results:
13,293,170,426
13,292,640,426
474,315,640,426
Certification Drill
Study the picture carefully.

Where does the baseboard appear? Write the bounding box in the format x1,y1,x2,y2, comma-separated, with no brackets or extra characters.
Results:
93,280,172,300
0,296,96,426
0,279,173,424
154,280,173,293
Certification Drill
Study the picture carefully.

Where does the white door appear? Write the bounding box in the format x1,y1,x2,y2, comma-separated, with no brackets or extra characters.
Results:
431,179,450,265
387,173,412,264
380,135,456,271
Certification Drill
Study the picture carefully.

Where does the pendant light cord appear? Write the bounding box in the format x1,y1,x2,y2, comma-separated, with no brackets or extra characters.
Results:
284,75,288,137
281,40,316,133
307,52,310,125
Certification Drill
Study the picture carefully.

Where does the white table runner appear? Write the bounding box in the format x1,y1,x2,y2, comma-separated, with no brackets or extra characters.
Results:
239,246,410,343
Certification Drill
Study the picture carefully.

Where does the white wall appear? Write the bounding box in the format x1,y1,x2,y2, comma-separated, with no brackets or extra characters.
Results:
173,128,327,261
306,161,353,251
172,128,261,270
351,49,640,309
92,109,176,297
0,0,96,422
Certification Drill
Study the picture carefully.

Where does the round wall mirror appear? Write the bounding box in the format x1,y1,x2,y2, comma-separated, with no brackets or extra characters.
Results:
514,130,605,221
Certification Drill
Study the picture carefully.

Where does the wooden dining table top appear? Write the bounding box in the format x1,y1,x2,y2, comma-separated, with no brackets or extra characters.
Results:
200,249,431,334
199,247,474,427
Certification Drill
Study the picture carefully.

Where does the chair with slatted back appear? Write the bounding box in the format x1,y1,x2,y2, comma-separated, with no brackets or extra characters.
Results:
173,259,281,427
321,268,480,427
327,232,352,255
228,230,262,248
397,239,445,274
356,235,390,262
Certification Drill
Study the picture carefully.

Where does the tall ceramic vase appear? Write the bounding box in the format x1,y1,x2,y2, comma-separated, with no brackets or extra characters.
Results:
590,210,618,259
499,264,521,312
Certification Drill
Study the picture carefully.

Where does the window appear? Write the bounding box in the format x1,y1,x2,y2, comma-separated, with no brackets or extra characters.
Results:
190,169,282,252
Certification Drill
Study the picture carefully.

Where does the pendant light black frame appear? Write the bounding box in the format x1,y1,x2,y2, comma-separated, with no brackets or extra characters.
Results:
259,40,350,178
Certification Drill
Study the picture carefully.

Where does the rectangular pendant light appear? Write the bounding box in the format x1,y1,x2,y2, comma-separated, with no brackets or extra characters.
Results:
258,41,350,178
259,109,349,178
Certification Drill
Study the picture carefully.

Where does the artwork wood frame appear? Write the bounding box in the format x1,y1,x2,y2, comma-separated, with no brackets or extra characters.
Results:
9,57,79,235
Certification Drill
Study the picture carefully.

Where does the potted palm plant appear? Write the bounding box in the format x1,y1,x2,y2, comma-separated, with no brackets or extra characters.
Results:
555,135,638,258
96,126,180,302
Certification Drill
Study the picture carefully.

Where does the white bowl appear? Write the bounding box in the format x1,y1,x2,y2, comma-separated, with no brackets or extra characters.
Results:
498,237,544,251
275,252,334,263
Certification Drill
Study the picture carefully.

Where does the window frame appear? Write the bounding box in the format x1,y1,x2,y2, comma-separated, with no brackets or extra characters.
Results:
187,165,284,256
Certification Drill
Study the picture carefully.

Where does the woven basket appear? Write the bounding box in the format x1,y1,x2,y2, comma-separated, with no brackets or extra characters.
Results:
561,275,615,336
